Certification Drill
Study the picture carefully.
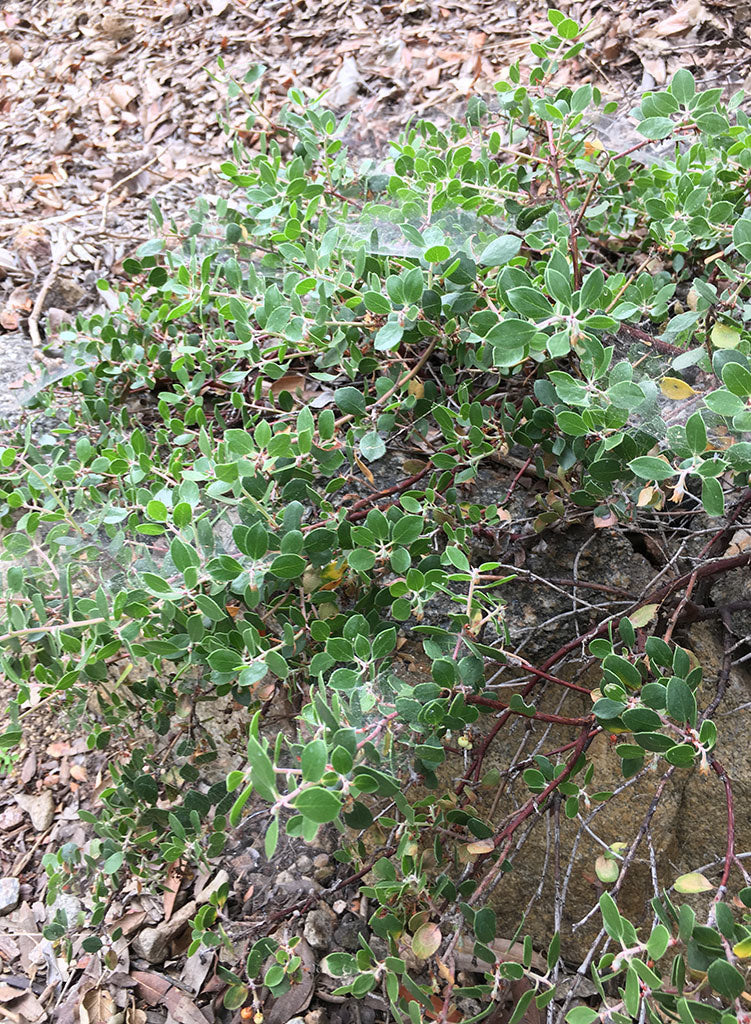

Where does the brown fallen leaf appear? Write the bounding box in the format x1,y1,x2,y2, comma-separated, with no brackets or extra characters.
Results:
80,987,117,1024
46,742,76,758
653,0,706,36
269,373,307,398
131,970,171,1007
163,862,183,922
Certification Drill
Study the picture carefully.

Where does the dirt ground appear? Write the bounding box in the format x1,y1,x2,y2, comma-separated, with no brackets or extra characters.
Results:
1,1,750,1022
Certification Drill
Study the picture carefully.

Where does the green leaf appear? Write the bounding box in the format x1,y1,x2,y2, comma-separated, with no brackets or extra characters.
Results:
224,985,249,1011
474,908,496,943
103,851,124,874
264,817,279,860
629,456,677,482
374,321,403,351
566,1009,599,1024
293,786,342,823
334,386,367,417
707,959,745,1001
359,430,387,462
425,245,450,263
208,649,244,673
671,68,695,104
647,923,671,960
146,499,168,521
270,554,306,579
685,412,707,454
507,286,553,319
363,291,391,315
666,677,696,726
701,477,725,517
301,739,328,783
599,892,623,940
722,362,751,397
247,732,278,803
638,117,675,140
478,235,522,267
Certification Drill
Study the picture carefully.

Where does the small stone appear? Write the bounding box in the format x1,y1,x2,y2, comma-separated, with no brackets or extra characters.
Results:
303,908,334,950
49,892,82,925
8,42,24,65
312,854,329,869
131,899,196,963
0,878,20,916
332,899,347,914
305,1011,328,1024
171,2,190,22
314,865,334,884
358,1008,375,1024
15,790,55,832
333,917,366,951
285,1019,305,1024
296,855,313,873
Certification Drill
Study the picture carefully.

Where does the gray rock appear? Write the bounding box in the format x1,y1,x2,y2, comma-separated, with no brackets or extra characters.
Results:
131,899,196,963
15,790,55,832
0,877,20,916
303,908,334,950
333,916,367,951
49,892,81,925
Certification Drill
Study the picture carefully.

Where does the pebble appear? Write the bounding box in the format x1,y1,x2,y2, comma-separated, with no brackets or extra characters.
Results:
15,790,55,832
333,917,366,951
314,865,334,884
296,855,313,873
305,1011,327,1024
0,877,20,916
312,854,329,869
303,908,334,950
49,892,81,924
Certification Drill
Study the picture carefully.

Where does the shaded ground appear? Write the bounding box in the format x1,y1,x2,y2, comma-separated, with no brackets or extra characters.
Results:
1,1,751,1022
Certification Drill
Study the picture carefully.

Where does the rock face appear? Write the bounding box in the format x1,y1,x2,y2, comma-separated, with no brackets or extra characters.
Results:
419,525,751,962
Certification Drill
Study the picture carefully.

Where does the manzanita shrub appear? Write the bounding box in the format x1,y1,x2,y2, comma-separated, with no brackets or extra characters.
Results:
3,10,751,1023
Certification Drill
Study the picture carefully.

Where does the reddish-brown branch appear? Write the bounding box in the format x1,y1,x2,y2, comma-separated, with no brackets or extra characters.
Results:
346,462,433,519
539,551,751,673
467,694,593,727
467,726,593,906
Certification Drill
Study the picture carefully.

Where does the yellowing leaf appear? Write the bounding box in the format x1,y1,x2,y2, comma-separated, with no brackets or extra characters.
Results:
629,603,659,628
412,922,442,959
733,937,751,959
466,839,495,855
661,377,696,399
595,855,619,884
711,323,742,350
673,871,714,894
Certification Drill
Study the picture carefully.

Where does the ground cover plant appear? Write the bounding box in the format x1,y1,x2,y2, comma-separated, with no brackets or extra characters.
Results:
3,10,751,1023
